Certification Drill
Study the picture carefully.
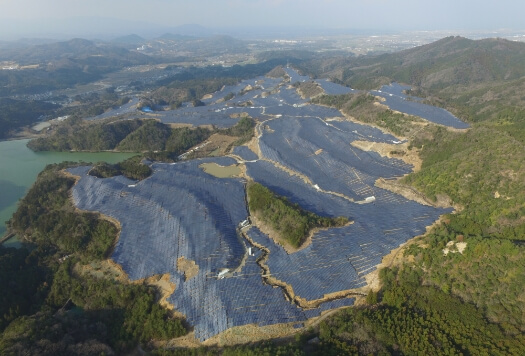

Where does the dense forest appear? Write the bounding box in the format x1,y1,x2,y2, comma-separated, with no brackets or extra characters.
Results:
57,89,132,119
28,116,255,162
0,98,58,139
247,182,349,248
89,155,152,180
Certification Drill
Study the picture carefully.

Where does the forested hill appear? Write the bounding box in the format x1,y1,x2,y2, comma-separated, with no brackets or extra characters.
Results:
305,36,525,90
299,36,525,123
0,38,157,97
0,38,154,66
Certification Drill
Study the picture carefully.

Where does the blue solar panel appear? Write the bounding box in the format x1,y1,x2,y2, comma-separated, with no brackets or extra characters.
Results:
315,79,356,95
233,146,259,161
372,83,469,129
258,116,413,201
284,67,311,83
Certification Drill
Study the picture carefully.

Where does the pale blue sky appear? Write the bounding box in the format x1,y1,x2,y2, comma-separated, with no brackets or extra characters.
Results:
1,0,523,39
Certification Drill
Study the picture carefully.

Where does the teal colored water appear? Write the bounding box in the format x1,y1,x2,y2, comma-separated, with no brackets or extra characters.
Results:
0,139,136,238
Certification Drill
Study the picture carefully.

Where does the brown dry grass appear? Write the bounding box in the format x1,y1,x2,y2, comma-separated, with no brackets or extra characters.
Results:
140,274,180,314
74,259,128,283
297,81,324,99
177,257,199,281
229,112,251,119
247,136,261,158
203,323,296,347
351,140,422,171
166,122,195,129
375,178,435,206
200,162,241,178
192,133,238,158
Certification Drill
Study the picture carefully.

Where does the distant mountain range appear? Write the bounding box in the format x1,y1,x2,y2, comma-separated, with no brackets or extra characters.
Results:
0,17,222,42
0,15,403,43
0,38,155,66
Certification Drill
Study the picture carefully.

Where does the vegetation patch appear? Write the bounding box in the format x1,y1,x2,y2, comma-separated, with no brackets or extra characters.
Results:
28,117,255,162
247,182,349,249
28,117,144,152
221,116,256,146
11,163,118,258
404,124,525,238
266,65,287,78
294,81,324,99
404,224,525,331
89,155,152,180
58,88,131,119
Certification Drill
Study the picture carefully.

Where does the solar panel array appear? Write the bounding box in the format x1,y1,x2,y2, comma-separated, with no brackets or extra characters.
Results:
146,75,287,128
259,116,413,201
85,97,141,121
67,68,457,341
375,82,419,100
83,68,468,133
232,146,259,161
69,159,362,341
284,67,311,83
171,250,309,340
315,79,356,95
373,83,470,129
69,157,248,279
245,198,444,301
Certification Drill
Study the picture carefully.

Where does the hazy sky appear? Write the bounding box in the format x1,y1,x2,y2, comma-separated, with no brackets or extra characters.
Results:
1,0,524,39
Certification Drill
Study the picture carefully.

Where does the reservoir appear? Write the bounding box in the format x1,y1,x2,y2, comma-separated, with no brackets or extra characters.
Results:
0,139,136,238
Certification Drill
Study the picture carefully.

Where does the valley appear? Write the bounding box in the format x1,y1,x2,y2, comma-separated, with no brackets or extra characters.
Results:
1,32,525,355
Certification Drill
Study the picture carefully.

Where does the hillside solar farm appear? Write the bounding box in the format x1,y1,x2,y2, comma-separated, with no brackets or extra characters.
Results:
68,69,463,340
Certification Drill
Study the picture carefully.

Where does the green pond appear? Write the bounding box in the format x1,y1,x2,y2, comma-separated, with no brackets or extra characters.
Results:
0,139,136,239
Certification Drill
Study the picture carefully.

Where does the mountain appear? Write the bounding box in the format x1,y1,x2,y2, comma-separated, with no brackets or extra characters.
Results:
299,36,525,123
327,36,525,90
0,38,158,97
0,16,173,41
